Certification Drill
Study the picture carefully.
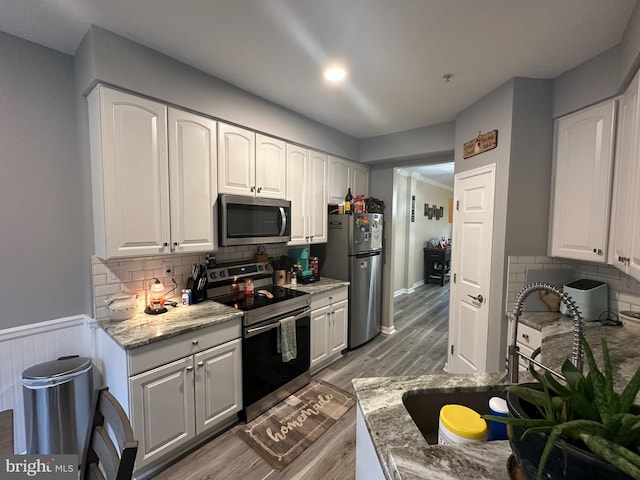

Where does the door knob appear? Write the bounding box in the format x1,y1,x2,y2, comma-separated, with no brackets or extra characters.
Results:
468,294,484,303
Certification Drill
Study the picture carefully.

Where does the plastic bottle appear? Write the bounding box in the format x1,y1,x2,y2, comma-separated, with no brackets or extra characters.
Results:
344,188,353,214
290,268,297,285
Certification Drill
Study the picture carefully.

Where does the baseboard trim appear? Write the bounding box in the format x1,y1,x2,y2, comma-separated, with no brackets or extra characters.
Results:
381,325,396,335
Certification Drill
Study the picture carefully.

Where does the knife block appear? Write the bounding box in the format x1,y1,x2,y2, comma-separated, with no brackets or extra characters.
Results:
186,277,208,303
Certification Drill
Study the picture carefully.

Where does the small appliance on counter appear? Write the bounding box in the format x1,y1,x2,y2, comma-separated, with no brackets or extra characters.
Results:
105,293,138,321
560,279,608,321
288,247,315,284
145,278,167,314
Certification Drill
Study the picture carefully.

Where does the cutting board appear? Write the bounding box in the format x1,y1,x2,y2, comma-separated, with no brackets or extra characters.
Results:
523,268,576,311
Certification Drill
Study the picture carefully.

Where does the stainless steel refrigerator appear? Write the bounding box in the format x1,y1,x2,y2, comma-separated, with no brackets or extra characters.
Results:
321,213,383,349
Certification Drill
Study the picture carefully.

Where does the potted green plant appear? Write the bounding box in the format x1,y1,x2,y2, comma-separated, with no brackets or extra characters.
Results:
485,335,640,480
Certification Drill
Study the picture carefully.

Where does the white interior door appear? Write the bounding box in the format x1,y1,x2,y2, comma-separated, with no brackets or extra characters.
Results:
448,164,496,373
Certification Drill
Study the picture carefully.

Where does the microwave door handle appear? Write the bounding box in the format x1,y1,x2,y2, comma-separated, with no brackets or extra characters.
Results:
279,207,287,236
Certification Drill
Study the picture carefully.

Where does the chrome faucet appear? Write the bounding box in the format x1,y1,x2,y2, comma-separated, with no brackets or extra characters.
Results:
507,282,584,383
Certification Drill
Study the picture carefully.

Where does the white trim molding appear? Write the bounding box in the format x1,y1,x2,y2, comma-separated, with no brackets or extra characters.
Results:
381,325,396,335
0,314,95,454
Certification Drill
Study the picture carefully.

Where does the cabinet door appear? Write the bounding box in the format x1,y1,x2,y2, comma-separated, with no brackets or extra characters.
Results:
549,100,616,262
129,356,195,467
330,299,348,355
194,339,242,435
256,134,286,199
609,74,638,270
328,156,352,204
352,163,370,198
168,109,218,253
310,306,330,368
218,123,255,195
89,86,170,258
286,145,310,245
308,151,328,243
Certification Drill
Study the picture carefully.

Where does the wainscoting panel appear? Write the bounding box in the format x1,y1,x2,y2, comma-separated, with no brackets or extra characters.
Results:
0,315,93,453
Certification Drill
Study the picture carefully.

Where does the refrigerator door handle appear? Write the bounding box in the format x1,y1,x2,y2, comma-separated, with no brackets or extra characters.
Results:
355,251,381,258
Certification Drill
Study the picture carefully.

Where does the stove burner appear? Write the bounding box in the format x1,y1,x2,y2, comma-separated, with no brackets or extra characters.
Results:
212,285,307,312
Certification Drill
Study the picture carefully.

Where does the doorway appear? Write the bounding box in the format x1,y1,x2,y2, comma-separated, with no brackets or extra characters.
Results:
392,163,454,299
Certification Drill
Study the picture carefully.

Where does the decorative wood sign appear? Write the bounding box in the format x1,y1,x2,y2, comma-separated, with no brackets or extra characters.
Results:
463,129,498,159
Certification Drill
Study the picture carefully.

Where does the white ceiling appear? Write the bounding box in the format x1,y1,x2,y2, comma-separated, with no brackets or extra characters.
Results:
406,163,455,188
0,0,635,139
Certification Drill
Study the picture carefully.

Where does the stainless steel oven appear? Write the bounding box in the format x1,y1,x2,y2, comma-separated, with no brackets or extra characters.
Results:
205,261,311,421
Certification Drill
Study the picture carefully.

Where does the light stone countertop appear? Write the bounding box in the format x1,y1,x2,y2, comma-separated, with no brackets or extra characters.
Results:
353,318,640,480
99,277,348,350
286,277,349,294
98,299,244,349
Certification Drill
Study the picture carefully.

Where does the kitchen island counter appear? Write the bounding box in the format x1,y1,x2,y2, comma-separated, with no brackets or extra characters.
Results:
287,277,349,294
354,319,640,480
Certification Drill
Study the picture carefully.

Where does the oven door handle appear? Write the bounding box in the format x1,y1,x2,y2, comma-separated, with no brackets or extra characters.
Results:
245,308,310,338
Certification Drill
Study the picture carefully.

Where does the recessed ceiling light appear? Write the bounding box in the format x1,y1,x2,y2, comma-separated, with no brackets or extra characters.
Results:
324,66,347,83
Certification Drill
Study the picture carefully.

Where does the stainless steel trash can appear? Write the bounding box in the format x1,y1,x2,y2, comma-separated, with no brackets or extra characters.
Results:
22,356,92,458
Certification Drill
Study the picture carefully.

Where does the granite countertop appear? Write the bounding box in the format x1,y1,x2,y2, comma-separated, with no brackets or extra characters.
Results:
99,277,348,350
99,299,243,349
286,277,349,294
354,318,640,480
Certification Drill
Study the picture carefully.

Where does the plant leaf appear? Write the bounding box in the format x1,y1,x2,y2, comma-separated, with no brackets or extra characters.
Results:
506,385,559,422
579,433,640,476
620,367,640,415
562,359,585,391
601,339,621,415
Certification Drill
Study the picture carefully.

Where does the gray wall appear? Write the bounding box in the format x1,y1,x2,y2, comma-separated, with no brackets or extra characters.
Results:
0,32,87,328
359,121,455,164
76,26,359,160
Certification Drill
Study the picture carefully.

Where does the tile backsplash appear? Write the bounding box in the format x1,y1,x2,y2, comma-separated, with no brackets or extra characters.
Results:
506,255,640,315
92,244,288,320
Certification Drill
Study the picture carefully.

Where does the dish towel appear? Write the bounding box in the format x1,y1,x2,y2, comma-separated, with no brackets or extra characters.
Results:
278,316,297,362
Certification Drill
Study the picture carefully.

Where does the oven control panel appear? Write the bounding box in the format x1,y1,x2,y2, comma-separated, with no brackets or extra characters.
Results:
207,261,272,284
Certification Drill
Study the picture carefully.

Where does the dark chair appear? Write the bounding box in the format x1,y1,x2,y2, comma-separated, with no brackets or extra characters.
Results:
80,386,138,480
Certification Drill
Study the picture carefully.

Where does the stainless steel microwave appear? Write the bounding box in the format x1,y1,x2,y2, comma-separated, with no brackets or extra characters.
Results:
218,194,291,246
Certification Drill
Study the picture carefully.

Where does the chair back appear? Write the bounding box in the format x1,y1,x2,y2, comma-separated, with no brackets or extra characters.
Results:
80,386,138,480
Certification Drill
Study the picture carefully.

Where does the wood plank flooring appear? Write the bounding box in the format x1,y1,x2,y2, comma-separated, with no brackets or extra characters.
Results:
152,282,449,480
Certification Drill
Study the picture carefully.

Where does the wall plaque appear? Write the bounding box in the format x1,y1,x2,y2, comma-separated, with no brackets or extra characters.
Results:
463,130,498,159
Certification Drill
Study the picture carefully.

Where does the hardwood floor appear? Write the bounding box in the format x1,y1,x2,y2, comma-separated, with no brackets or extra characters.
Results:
153,282,450,480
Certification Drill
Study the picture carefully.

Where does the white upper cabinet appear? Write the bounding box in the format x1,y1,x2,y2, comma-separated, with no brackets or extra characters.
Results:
255,134,286,199
218,124,286,199
168,108,218,253
89,86,170,259
286,146,327,245
352,162,370,198
308,150,328,243
328,156,369,204
549,99,616,262
88,85,218,259
609,71,640,281
217,123,255,195
328,156,352,204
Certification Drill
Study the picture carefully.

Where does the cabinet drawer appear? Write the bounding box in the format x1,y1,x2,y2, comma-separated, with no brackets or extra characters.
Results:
128,320,241,376
517,323,542,349
311,287,348,310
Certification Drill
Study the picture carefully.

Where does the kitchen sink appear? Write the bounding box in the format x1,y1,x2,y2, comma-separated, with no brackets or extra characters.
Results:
402,387,505,444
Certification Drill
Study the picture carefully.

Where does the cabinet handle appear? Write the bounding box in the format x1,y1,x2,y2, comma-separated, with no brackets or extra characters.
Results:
173,241,179,247
163,242,168,247
310,236,314,241
186,365,193,372
192,340,199,346
593,248,603,255
257,187,262,193
250,186,255,193
197,361,204,368
522,333,530,341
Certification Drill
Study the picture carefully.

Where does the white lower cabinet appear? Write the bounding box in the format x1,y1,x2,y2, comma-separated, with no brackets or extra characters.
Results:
310,287,348,372
96,320,242,475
